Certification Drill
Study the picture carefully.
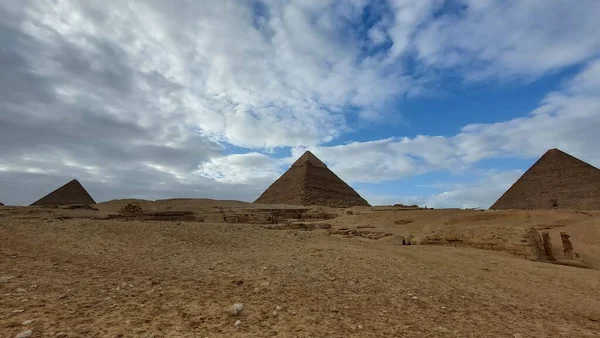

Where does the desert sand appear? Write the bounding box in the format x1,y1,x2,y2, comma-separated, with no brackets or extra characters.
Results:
1,200,600,337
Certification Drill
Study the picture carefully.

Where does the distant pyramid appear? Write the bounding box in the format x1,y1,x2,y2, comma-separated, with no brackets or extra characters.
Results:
490,149,600,210
255,151,370,208
30,179,96,206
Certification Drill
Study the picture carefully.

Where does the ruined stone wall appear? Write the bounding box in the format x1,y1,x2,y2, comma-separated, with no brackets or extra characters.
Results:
420,227,544,261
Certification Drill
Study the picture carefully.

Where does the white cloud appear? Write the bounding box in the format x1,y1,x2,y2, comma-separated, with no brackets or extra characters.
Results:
2,0,600,207
195,153,283,184
280,58,600,187
420,170,524,209
360,170,523,208
411,0,600,80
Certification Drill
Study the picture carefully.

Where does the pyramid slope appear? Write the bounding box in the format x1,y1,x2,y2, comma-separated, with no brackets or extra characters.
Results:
255,151,370,208
490,149,600,210
31,179,96,206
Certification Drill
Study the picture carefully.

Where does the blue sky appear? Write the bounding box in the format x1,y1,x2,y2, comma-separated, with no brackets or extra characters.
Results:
1,0,600,207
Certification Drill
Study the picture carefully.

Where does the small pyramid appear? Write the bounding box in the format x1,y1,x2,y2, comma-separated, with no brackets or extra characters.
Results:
255,151,370,208
30,179,96,206
490,149,600,210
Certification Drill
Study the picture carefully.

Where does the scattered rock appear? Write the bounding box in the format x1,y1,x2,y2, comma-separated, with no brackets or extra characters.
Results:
411,296,419,300
21,320,33,325
230,303,244,316
0,276,16,284
12,309,25,313
54,332,69,337
275,306,282,311
119,203,143,214
16,288,27,293
358,325,363,329
15,331,33,338
513,334,523,338
272,310,278,317
234,320,242,327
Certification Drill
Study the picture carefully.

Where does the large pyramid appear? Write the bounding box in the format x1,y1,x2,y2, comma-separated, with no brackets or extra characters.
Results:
255,151,370,208
30,179,96,206
490,148,600,210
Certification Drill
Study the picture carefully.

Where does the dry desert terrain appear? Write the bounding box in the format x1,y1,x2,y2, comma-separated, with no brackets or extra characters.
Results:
1,199,600,337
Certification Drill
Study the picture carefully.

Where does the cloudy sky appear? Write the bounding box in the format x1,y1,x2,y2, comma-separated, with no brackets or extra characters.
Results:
1,0,600,208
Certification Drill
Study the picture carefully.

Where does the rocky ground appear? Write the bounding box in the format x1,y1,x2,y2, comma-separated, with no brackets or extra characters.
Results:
1,203,600,337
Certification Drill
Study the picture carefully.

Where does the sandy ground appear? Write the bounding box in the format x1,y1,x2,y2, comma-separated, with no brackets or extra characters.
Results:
1,202,600,337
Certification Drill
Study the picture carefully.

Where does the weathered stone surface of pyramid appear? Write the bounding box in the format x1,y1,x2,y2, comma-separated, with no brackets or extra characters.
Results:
490,149,600,210
255,151,371,208
30,179,96,206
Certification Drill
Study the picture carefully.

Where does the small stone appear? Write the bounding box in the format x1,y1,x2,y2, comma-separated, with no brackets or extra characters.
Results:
263,267,267,270
275,306,283,311
234,320,242,327
513,334,522,338
407,293,414,296
16,288,27,293
21,320,33,325
12,309,25,313
231,303,244,316
441,306,446,309
411,296,419,300
483,267,489,271
15,331,33,338
272,310,278,317
0,276,16,284
55,332,69,337
358,325,363,329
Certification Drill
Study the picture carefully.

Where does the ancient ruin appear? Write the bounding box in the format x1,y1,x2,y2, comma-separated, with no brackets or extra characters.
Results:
560,232,574,259
541,231,556,261
490,148,600,210
255,151,371,208
30,179,96,206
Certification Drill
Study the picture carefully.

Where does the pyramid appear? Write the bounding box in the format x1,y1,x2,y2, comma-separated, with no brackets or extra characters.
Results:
490,148,600,210
30,179,96,206
254,151,371,208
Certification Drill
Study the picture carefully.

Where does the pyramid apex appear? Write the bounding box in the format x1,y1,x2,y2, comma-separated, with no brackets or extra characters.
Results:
292,150,327,168
545,148,563,154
